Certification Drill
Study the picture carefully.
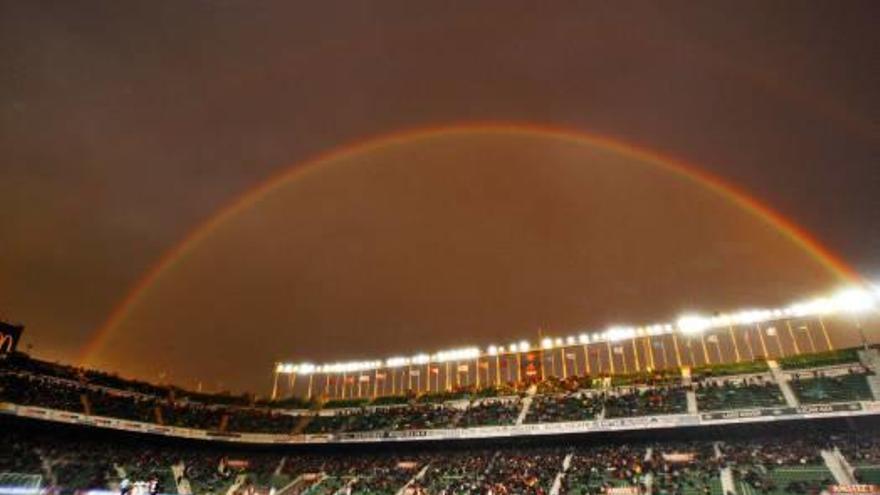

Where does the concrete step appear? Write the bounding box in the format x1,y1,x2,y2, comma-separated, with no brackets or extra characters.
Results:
834,447,858,483
822,449,856,485
643,473,655,495
866,375,880,401
516,397,533,425
720,467,737,495
172,462,192,495
687,390,698,414
767,360,799,407
396,464,430,495
225,474,248,495
275,474,309,495
550,453,573,495
859,349,880,372
334,476,358,495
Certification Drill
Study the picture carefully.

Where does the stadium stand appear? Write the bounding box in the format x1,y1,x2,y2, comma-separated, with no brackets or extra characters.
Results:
722,437,835,495
457,398,521,427
836,434,880,484
650,441,724,495
343,404,458,432
2,404,880,493
560,444,650,494
695,378,785,411
789,368,874,404
525,393,604,423
604,386,689,418
3,348,879,439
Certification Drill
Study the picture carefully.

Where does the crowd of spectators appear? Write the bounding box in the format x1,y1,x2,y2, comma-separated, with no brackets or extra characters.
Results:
2,349,877,438
604,386,689,418
481,449,564,494
525,393,603,423
824,433,880,485
457,399,521,427
722,437,834,495
695,378,785,411
2,414,878,495
789,368,874,404
560,444,649,494
649,441,722,495
344,404,458,432
1,372,85,412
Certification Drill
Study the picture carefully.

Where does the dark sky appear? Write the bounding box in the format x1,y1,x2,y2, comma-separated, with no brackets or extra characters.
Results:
1,1,878,394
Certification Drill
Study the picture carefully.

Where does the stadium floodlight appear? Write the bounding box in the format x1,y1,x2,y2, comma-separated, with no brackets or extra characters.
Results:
272,284,880,380
606,326,635,342
277,364,296,374
731,309,768,325
677,315,710,335
787,298,834,318
833,288,876,314
386,357,409,368
411,353,430,365
433,347,480,363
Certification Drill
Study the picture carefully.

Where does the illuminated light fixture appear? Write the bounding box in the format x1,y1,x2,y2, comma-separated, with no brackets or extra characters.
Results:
677,315,710,335
386,357,409,368
833,288,876,314
297,363,316,375
787,299,829,318
732,309,773,325
606,327,635,342
275,285,880,375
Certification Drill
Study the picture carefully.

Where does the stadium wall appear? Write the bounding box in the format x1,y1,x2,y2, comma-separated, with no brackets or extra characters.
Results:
3,399,879,446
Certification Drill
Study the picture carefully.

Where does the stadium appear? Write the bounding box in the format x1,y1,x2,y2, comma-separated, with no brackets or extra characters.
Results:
3,2,879,495
2,285,880,495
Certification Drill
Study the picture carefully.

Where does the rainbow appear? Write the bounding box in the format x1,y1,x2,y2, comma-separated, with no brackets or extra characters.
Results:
79,122,861,365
